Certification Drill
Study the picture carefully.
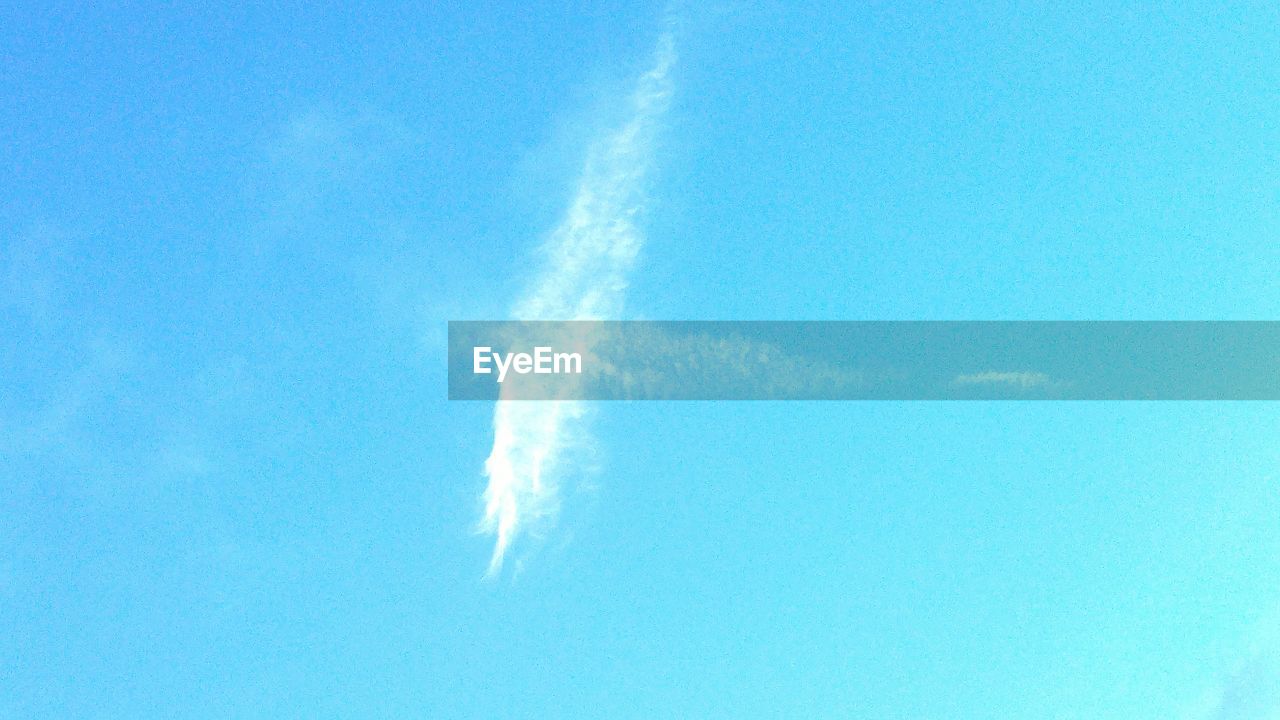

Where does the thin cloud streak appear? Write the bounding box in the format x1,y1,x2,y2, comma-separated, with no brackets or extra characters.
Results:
953,371,1051,389
479,33,676,574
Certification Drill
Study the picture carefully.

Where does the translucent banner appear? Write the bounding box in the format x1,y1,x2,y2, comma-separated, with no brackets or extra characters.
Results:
448,321,1280,401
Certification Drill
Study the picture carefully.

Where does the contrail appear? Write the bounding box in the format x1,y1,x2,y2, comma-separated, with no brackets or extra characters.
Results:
479,33,676,574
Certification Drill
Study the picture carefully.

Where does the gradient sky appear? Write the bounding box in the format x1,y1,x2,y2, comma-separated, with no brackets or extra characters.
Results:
4,3,1280,718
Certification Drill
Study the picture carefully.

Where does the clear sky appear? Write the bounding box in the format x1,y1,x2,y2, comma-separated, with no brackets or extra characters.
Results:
3,3,1280,718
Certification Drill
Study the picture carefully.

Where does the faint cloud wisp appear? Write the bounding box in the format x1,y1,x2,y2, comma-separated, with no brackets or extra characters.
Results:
953,370,1051,390
479,33,676,574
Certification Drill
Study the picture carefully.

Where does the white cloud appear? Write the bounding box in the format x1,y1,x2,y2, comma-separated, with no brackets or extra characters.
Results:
478,33,676,574
953,370,1051,389
1185,613,1280,720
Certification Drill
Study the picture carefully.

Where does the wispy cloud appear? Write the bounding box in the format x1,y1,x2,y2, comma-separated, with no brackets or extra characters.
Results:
953,370,1051,390
1208,649,1280,720
479,33,676,574
1186,614,1280,720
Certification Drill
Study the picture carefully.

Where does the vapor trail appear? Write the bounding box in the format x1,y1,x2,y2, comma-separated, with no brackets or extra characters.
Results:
479,33,676,574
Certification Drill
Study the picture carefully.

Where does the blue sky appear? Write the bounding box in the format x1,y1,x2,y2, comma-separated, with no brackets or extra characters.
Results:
4,2,1280,718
